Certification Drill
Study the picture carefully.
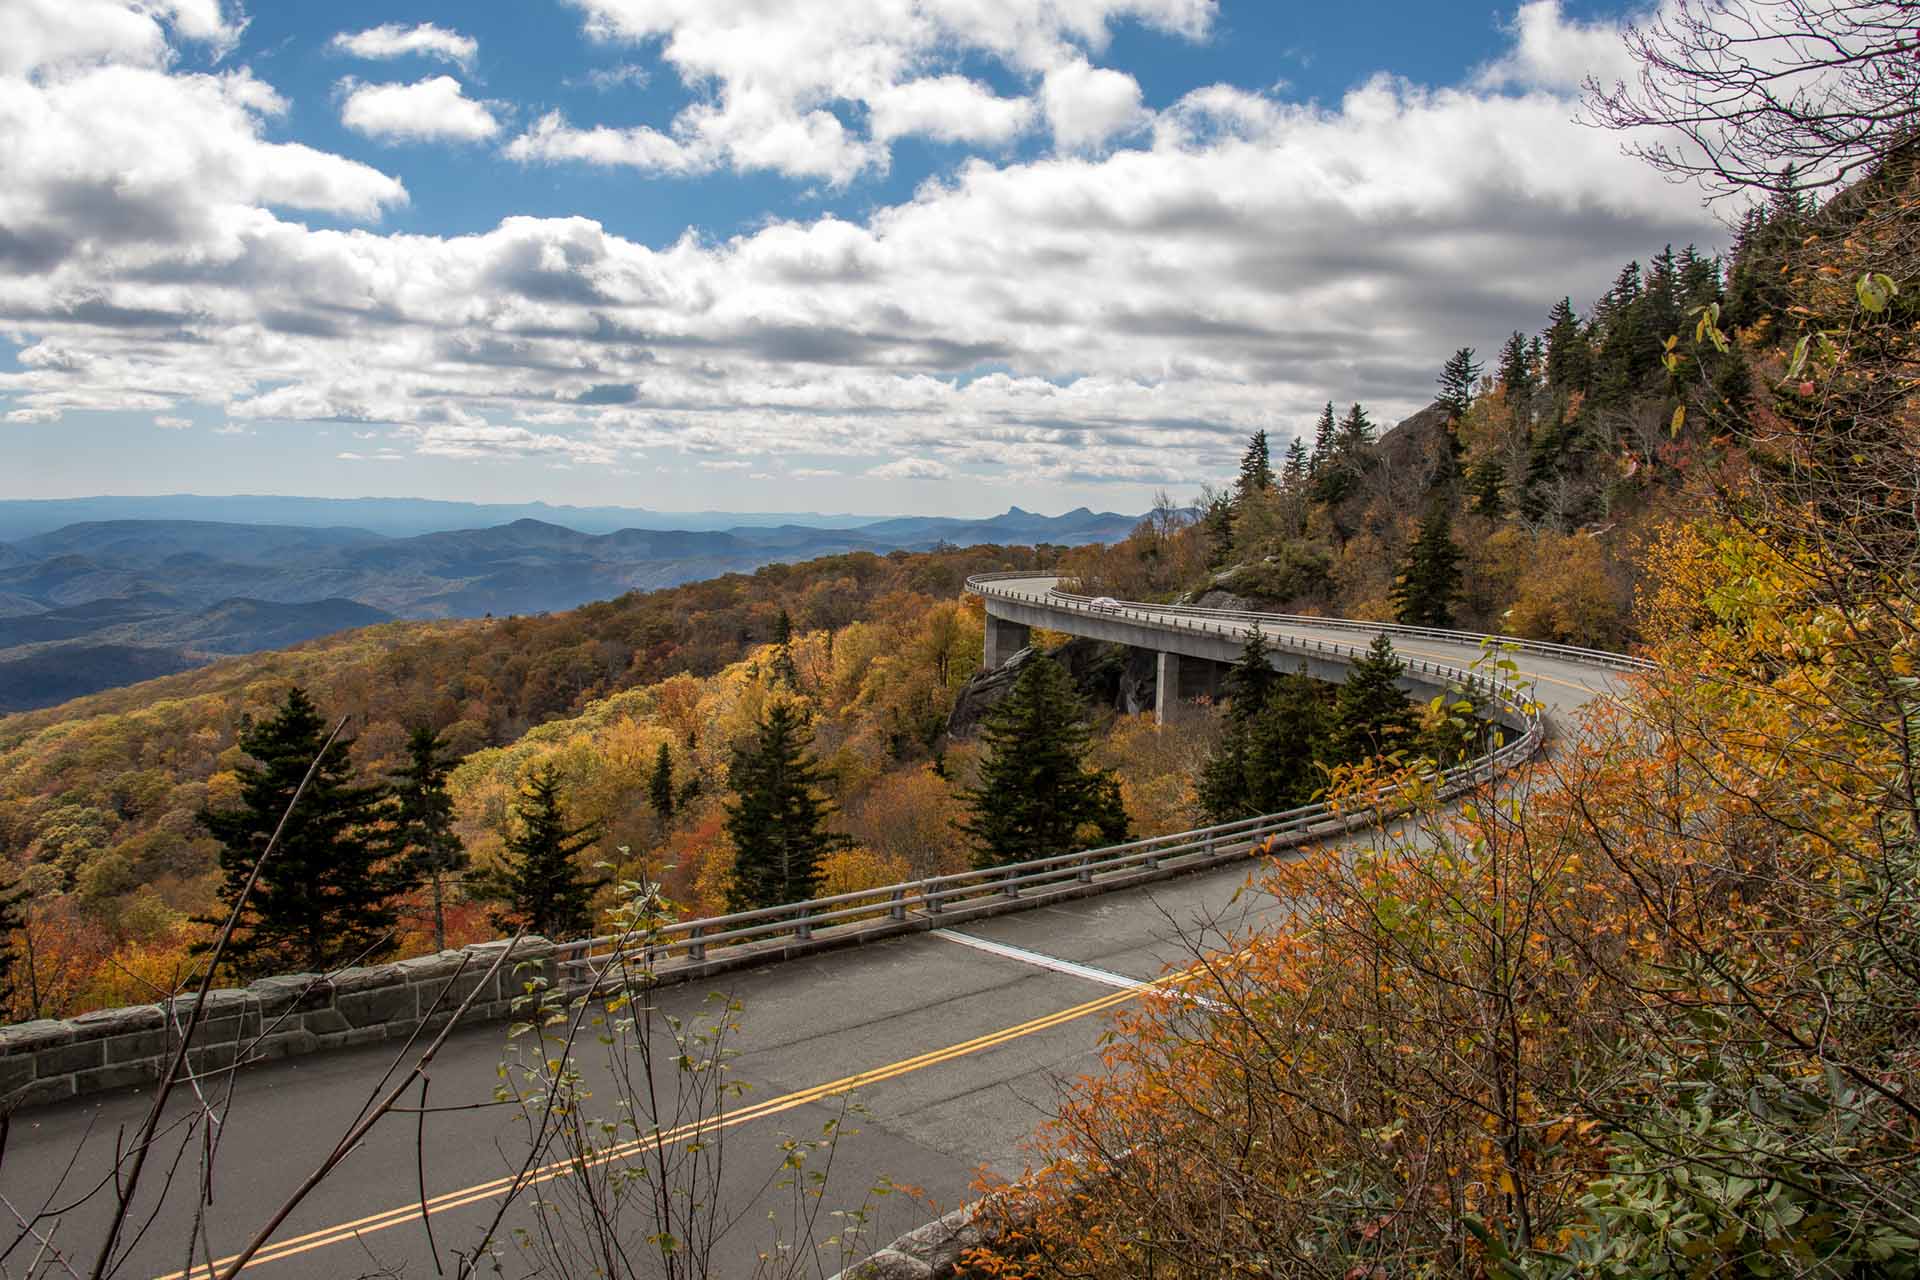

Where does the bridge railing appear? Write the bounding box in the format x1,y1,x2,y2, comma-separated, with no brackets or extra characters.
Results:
553,581,1553,989
967,572,1653,673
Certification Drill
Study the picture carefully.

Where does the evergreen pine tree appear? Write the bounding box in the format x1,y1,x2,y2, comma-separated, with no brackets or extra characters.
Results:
648,742,676,825
194,687,398,977
1235,430,1275,503
725,701,844,910
1332,635,1417,764
1196,717,1252,822
1307,402,1336,476
1244,670,1332,813
1437,347,1480,421
1281,438,1308,486
1222,627,1279,713
1544,297,1589,398
0,868,27,1013
1468,456,1507,516
959,657,1128,868
388,726,467,952
474,764,602,939
1497,330,1532,402
1202,491,1236,568
1314,403,1376,504
1392,507,1464,628
770,608,798,687
1198,631,1279,821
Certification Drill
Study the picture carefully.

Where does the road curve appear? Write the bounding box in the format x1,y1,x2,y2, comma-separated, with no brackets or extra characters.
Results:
0,586,1635,1279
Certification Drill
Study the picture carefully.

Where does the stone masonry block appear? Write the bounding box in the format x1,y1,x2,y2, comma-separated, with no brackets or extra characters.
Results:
0,1055,35,1095
337,984,415,1029
69,1004,165,1041
73,1062,156,1094
104,1029,177,1065
248,974,331,1016
314,1026,390,1052
330,963,403,996
23,1038,103,1076
0,1020,72,1055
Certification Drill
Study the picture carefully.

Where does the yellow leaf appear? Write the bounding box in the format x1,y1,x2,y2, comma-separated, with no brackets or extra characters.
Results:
1497,1171,1516,1195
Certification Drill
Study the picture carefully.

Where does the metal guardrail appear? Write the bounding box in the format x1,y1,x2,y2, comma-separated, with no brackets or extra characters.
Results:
552,575,1578,986
1030,578,1655,673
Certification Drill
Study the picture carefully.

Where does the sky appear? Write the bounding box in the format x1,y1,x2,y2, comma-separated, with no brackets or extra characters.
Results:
0,0,1724,518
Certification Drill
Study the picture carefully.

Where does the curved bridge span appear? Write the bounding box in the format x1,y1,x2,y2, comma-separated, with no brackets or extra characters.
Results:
2,585,1644,1279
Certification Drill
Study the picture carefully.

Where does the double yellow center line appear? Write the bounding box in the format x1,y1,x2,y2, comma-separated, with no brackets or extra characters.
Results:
158,976,1174,1278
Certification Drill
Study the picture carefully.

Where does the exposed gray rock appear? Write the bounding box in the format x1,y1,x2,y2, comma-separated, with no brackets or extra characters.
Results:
948,638,1157,738
841,1249,932,1279
1192,588,1260,614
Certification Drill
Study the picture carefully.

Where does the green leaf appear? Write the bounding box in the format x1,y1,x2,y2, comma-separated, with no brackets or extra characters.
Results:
1857,272,1897,313
1784,333,1810,380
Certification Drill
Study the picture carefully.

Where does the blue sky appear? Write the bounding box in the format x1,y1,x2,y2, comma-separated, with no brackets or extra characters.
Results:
1,0,1718,518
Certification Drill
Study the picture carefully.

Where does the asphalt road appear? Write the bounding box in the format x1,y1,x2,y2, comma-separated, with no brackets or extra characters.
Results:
0,584,1630,1279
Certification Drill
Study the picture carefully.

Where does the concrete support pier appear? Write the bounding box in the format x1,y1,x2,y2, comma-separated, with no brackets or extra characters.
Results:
1154,650,1225,724
983,616,1031,670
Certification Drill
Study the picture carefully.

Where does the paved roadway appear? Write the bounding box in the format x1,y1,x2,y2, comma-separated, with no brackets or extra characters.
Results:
0,581,1629,1279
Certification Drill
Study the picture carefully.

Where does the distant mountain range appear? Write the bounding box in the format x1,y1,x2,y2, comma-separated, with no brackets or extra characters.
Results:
0,495,890,541
0,504,1141,712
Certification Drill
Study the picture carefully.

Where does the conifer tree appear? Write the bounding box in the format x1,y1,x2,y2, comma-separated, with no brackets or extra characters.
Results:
1222,627,1279,712
388,725,467,952
1198,631,1280,820
195,687,398,977
1202,491,1235,568
1281,437,1309,487
1332,634,1416,764
770,608,798,687
960,657,1128,868
1544,297,1589,397
473,764,602,940
1393,507,1464,628
1497,330,1532,401
1235,430,1275,503
0,868,27,1013
1437,347,1480,422
1468,457,1507,517
1314,403,1376,504
1307,402,1336,476
648,742,676,826
1244,670,1331,813
725,701,843,910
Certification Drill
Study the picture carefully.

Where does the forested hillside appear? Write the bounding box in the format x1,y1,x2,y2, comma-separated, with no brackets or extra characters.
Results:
0,545,1076,1014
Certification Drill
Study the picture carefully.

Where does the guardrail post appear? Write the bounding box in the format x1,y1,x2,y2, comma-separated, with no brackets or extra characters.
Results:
1003,869,1019,899
889,888,906,921
1076,855,1092,884
924,883,942,915
687,924,705,962
795,911,814,941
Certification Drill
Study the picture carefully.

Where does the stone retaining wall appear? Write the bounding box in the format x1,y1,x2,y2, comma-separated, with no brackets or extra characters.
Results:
0,938,553,1111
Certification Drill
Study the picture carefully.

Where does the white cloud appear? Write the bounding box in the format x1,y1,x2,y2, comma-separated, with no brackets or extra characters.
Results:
154,414,192,428
339,76,501,143
0,0,245,76
0,0,1724,496
330,23,477,70
869,457,953,481
509,0,1215,182
868,76,1034,145
791,467,841,479
570,63,650,91
1042,59,1147,149
1476,0,1646,91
